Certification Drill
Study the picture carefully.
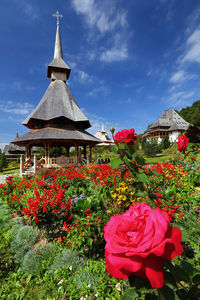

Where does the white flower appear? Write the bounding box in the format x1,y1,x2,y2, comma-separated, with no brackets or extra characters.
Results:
87,284,91,288
94,292,99,297
115,282,121,292
57,279,63,285
69,265,72,271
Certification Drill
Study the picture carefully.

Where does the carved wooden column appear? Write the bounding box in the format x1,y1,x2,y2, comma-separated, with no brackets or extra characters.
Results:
25,144,31,161
65,146,70,157
83,145,87,159
89,145,92,163
44,143,50,166
33,154,37,173
20,154,24,176
75,144,79,164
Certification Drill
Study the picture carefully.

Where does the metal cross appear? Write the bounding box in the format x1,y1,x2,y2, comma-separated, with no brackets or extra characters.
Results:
53,10,63,25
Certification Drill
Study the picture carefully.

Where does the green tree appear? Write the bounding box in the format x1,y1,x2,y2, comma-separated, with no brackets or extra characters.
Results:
178,100,200,124
186,122,200,143
0,149,8,171
142,138,161,156
160,135,171,150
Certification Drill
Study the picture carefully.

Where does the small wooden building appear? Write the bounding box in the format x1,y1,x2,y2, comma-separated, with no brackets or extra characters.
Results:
12,14,100,173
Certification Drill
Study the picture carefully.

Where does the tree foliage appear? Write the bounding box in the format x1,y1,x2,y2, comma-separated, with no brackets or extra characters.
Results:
142,138,162,156
0,149,8,171
186,122,200,143
178,100,200,124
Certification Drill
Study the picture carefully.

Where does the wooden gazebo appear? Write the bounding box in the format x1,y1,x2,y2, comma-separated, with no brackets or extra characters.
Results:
12,12,100,174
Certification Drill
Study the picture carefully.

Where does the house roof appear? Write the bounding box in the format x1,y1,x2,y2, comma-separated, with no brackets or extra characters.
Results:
149,108,190,131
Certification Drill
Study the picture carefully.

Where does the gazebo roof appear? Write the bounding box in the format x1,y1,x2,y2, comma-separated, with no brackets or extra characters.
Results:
12,127,100,146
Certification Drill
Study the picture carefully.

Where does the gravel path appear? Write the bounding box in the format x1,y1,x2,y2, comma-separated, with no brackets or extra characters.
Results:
0,174,20,184
0,175,9,184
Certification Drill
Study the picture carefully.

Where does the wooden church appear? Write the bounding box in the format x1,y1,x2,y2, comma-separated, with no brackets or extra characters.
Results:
145,108,190,143
12,12,100,173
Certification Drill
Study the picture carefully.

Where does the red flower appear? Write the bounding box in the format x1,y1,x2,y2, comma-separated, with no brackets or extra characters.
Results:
104,203,183,289
114,129,139,145
177,135,189,154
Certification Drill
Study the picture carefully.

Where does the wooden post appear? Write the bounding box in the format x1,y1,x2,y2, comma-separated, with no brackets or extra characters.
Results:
65,146,70,157
44,143,50,166
25,145,30,161
89,145,92,163
33,154,37,173
83,145,87,159
75,144,79,164
20,155,24,176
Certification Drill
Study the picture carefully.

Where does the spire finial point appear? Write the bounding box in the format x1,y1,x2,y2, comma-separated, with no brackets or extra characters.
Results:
53,10,63,25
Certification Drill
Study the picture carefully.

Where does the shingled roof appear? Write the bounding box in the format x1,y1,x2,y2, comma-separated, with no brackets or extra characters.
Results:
23,80,91,129
149,108,190,131
12,127,99,146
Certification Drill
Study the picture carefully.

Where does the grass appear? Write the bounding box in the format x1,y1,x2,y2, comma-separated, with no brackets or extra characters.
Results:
0,168,20,175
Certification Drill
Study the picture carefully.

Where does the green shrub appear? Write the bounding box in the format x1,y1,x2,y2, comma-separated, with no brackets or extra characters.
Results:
48,248,84,275
21,243,56,274
0,149,8,171
142,138,161,155
10,225,38,263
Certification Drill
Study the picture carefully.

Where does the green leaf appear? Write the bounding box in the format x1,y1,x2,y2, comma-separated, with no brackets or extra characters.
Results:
165,262,190,283
145,293,158,300
136,173,148,183
111,145,118,154
192,274,200,284
120,288,138,300
164,271,177,288
188,287,200,299
176,288,188,300
181,261,194,275
160,286,175,300
110,157,123,169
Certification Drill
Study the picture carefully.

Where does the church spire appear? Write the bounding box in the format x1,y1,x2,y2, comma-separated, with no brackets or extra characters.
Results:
54,22,63,60
47,11,71,81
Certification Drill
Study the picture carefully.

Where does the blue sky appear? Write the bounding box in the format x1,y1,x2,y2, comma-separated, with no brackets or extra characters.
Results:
1,0,200,149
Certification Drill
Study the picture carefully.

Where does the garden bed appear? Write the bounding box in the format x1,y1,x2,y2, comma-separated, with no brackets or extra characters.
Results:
0,144,200,299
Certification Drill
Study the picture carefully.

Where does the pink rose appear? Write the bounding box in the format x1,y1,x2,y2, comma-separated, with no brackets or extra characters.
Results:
104,203,183,289
114,129,139,144
177,135,189,154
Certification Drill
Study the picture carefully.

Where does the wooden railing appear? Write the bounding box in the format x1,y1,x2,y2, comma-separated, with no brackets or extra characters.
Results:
23,158,32,170
49,155,78,167
37,157,45,169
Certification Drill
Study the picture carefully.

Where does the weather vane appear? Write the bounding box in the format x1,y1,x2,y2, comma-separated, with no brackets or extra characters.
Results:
53,10,63,25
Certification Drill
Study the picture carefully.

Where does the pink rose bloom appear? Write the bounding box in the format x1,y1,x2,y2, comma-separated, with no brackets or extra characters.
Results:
114,129,139,145
177,135,189,154
104,203,183,289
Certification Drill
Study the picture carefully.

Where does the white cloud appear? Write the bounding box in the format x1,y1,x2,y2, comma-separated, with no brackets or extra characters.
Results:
71,0,127,33
100,44,128,63
169,70,196,83
181,28,200,63
0,101,34,115
0,143,7,151
88,86,108,97
0,81,35,91
14,0,38,20
163,90,195,108
77,70,92,83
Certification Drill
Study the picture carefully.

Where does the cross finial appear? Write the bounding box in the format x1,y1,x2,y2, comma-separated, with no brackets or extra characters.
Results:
53,10,63,25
